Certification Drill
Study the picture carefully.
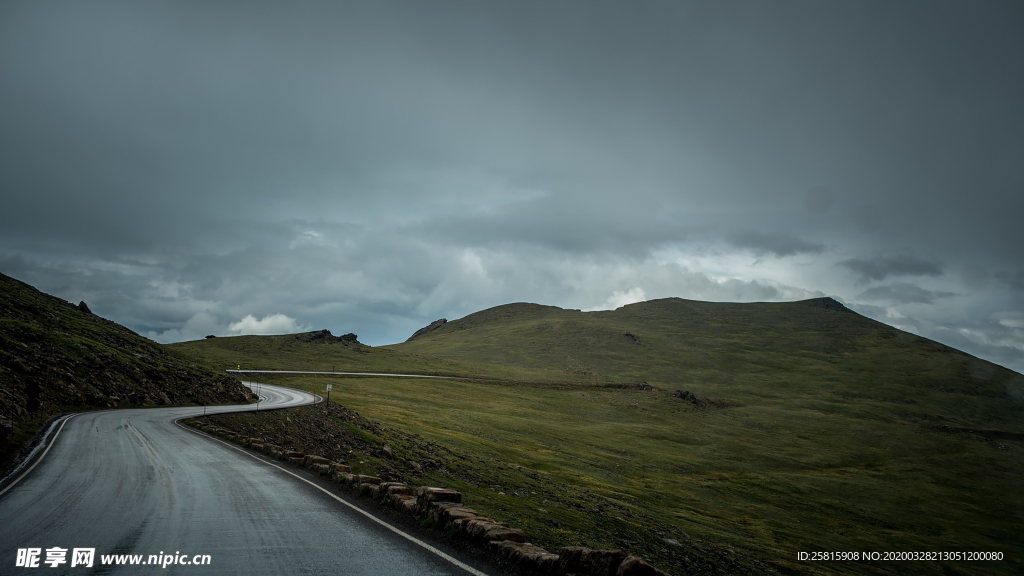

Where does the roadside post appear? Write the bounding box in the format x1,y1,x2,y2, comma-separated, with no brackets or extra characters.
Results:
326,383,332,407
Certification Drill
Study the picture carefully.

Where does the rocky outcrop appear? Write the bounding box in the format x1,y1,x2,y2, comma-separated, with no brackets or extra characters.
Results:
617,555,672,575
673,390,696,402
295,329,362,345
811,296,850,312
673,390,742,409
405,319,447,342
297,329,337,342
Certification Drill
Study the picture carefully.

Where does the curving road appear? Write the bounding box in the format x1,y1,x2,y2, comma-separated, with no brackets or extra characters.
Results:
0,383,486,575
227,369,494,380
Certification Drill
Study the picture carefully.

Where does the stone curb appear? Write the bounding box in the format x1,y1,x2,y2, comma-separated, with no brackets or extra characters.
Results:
189,420,670,576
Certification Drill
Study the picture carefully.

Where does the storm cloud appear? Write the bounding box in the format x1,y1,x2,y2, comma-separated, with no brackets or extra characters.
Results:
839,256,945,284
855,283,957,306
1,0,1022,373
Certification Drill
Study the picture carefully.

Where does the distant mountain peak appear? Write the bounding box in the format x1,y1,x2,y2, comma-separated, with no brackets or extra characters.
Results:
806,296,851,312
406,318,447,342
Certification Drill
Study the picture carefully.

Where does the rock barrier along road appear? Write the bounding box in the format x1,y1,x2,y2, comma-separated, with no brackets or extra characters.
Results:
0,383,490,575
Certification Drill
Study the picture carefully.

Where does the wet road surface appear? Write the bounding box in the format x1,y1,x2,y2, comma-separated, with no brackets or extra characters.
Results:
0,383,484,575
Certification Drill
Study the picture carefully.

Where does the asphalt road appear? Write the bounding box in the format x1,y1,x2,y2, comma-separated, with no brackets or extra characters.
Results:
0,383,485,575
226,369,491,380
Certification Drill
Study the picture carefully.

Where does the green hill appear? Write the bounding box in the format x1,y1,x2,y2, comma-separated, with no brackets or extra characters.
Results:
0,272,255,472
393,297,1023,431
179,297,1024,574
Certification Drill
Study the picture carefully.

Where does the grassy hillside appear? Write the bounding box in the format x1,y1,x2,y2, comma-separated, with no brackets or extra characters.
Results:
170,328,563,382
397,297,1022,402
181,297,1024,574
0,272,254,472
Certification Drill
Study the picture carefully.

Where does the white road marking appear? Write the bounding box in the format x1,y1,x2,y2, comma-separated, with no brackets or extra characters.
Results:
0,413,77,498
176,420,490,576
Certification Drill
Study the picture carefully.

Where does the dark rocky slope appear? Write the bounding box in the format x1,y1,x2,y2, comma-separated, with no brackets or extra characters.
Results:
0,272,254,471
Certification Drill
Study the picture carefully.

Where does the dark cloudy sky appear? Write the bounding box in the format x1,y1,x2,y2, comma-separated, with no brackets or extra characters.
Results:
2,1,1022,373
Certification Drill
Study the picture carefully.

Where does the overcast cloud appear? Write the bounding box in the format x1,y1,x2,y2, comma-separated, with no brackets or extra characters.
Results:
2,0,1022,374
